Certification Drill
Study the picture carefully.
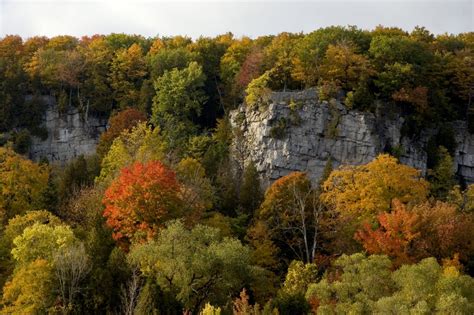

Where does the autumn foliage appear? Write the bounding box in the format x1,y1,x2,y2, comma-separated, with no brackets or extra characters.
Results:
256,171,321,263
0,147,50,223
414,201,474,264
235,48,264,92
96,108,147,159
319,42,372,91
102,161,181,247
0,27,474,314
392,86,429,114
355,200,474,267
355,200,421,267
321,154,429,219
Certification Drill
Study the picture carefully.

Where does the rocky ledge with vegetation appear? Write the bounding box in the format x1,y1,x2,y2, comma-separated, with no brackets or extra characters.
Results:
0,25,473,314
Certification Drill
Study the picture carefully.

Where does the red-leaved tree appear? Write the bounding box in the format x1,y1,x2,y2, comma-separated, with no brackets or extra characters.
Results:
354,200,420,267
235,47,264,92
103,161,181,248
355,199,474,268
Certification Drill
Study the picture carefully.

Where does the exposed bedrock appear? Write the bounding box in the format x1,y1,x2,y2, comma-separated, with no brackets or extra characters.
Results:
230,89,474,186
29,95,107,165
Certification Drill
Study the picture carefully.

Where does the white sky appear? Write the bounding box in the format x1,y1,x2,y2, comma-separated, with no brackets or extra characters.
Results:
0,0,472,39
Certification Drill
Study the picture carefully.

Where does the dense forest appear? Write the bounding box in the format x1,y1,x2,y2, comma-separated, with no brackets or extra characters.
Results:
0,26,473,314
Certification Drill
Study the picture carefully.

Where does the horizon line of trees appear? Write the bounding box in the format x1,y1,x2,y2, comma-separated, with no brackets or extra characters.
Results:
0,25,473,156
0,24,473,314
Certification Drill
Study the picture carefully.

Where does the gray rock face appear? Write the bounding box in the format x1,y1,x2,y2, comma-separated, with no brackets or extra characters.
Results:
29,96,107,165
230,89,474,187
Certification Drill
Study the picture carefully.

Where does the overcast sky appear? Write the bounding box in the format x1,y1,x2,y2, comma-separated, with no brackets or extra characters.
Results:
0,0,472,39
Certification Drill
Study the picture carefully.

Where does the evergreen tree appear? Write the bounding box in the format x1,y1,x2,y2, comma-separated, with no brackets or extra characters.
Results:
239,161,263,216
428,146,456,200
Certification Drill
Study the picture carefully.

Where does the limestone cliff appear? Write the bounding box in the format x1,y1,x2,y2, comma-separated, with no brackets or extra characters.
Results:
29,95,107,165
230,89,474,186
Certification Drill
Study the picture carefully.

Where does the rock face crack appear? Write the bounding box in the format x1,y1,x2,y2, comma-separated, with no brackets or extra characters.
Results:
29,95,107,165
230,89,474,187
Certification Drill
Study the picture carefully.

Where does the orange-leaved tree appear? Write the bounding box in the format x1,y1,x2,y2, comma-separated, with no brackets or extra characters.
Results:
354,199,421,267
413,200,474,265
102,160,181,247
320,154,429,256
355,200,474,268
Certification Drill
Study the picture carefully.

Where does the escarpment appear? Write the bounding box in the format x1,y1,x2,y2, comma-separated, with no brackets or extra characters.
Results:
230,89,474,186
28,89,474,184
28,95,107,165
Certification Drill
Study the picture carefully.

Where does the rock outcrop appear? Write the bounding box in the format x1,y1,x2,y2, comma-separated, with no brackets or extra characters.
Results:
29,95,107,165
230,89,474,186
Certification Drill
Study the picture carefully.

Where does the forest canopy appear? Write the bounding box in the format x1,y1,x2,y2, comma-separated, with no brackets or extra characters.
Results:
0,26,473,150
0,26,473,314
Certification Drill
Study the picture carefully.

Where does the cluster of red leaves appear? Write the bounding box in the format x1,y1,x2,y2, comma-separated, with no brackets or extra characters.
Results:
235,48,264,91
355,199,474,268
392,86,429,113
102,161,181,248
355,200,420,267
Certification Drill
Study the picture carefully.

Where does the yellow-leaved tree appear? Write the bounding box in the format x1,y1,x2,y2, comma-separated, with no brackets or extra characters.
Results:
97,122,165,184
320,42,372,93
1,259,55,314
245,71,271,108
320,154,429,219
0,147,49,224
